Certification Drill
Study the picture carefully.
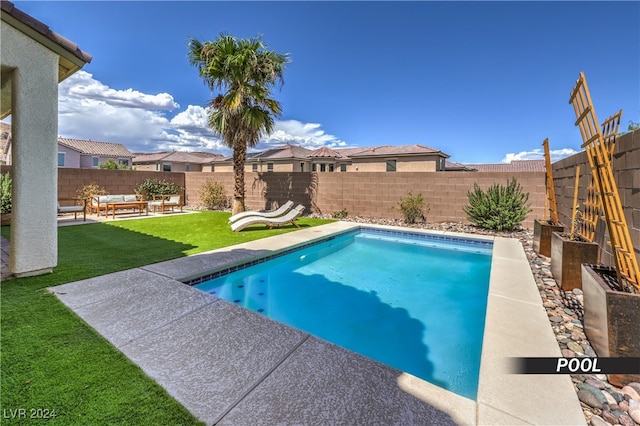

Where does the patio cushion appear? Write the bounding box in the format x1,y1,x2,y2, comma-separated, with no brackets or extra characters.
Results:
124,195,138,202
108,195,125,203
95,195,109,205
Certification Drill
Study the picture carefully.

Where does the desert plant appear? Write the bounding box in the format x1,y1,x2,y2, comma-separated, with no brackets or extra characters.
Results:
463,178,532,231
397,192,429,224
569,207,584,241
199,180,229,210
0,172,11,214
332,208,348,219
76,182,108,212
76,182,107,200
135,178,183,200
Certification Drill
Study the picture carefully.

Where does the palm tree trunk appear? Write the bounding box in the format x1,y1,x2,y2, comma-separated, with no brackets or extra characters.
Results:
232,143,247,215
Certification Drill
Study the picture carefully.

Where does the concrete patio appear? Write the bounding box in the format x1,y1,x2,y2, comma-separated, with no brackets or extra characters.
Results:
45,221,585,425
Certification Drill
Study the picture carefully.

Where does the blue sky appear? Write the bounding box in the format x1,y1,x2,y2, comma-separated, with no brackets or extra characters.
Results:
8,1,640,163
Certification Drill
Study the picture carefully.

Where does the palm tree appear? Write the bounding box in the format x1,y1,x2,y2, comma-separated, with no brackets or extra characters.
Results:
188,34,289,214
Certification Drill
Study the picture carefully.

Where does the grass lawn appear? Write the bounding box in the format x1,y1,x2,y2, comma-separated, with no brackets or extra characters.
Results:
1,211,334,425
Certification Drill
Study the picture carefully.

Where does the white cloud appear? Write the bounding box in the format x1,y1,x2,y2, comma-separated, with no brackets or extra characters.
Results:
56,72,348,155
62,71,179,110
501,148,579,164
258,120,347,151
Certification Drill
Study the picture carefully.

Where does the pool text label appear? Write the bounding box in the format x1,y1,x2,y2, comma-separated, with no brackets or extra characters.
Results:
556,357,600,373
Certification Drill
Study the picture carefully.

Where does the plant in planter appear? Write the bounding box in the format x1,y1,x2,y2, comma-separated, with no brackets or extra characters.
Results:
0,172,11,226
550,209,599,291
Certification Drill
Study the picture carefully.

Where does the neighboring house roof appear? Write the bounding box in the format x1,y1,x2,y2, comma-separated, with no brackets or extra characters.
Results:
345,144,449,158
254,144,311,160
307,146,343,158
445,160,477,171
58,137,133,158
133,151,222,164
464,159,545,172
216,143,450,163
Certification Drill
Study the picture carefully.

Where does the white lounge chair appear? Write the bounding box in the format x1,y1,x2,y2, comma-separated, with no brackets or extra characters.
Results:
228,200,295,223
231,205,305,232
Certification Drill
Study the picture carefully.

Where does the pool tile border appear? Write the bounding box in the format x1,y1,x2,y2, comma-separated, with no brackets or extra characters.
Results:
184,226,494,286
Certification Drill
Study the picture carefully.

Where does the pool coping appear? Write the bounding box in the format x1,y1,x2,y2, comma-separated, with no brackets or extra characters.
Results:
49,221,586,425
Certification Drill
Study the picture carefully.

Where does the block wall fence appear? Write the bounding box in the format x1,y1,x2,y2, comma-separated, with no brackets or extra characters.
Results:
1,165,545,228
185,171,546,228
3,130,637,264
551,129,640,269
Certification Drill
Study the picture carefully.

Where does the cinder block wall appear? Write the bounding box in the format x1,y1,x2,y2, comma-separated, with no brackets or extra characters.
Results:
2,164,546,228
186,171,546,228
551,129,640,268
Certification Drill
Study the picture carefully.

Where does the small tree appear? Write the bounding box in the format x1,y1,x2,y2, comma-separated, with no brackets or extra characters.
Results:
135,178,183,200
463,178,532,231
99,158,129,170
76,183,107,212
199,180,229,210
0,172,11,214
397,192,429,224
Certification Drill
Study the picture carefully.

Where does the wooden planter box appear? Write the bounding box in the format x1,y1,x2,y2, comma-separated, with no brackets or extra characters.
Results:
550,231,599,291
582,264,640,387
533,219,564,257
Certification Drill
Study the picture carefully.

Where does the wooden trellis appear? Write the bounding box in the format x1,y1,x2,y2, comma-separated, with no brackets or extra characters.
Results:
579,110,623,241
542,138,560,225
569,72,640,293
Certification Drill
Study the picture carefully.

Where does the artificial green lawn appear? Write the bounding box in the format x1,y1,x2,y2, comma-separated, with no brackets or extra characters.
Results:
1,211,334,425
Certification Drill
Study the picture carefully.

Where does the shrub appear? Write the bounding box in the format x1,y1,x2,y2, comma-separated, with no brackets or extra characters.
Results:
135,178,183,200
332,208,348,219
397,192,429,224
199,180,229,210
463,178,532,231
99,158,130,170
76,182,107,200
0,172,11,214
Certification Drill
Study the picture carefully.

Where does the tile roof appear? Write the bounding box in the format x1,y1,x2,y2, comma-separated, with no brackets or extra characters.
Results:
1,1,92,64
307,146,343,158
241,144,312,161
445,161,476,171
464,160,545,172
58,137,133,158
133,151,221,164
215,143,451,162
346,144,447,158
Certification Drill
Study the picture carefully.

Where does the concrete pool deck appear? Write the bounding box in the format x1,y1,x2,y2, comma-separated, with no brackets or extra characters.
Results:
49,222,586,425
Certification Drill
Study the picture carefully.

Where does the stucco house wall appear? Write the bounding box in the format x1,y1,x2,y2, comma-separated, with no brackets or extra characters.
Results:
57,145,81,168
1,19,60,275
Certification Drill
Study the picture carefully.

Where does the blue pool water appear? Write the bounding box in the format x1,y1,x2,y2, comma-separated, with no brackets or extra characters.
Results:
193,229,493,400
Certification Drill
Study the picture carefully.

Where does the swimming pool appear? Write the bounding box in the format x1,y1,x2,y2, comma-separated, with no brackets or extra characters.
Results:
192,228,493,400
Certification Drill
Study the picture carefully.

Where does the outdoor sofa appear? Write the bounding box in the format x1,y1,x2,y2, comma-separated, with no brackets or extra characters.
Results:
148,194,183,214
90,194,146,217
